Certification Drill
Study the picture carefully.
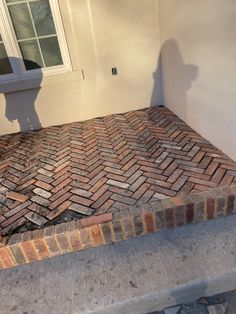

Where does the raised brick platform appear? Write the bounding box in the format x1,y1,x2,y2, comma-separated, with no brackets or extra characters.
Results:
0,106,236,268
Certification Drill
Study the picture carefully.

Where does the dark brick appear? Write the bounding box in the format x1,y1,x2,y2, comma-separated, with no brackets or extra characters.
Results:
144,213,155,233
165,208,175,228
175,205,186,226
155,210,165,229
186,203,194,224
216,197,226,217
206,198,215,219
227,194,235,214
111,220,124,241
133,216,144,236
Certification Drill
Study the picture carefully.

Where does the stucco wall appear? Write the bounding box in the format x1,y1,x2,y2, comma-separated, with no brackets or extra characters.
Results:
159,0,236,161
0,0,161,135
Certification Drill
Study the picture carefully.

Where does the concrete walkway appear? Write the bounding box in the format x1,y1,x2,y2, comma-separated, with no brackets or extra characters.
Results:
0,215,236,314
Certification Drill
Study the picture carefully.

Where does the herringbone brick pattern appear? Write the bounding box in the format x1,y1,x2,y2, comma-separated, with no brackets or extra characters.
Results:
0,107,236,236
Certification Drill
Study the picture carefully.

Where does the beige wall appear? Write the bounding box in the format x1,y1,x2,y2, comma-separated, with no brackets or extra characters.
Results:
0,0,161,135
159,0,236,161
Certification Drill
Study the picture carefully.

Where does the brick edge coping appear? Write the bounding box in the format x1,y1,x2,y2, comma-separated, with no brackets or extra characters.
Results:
0,185,236,269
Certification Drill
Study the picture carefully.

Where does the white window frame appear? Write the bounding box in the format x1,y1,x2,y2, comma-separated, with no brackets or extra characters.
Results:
0,0,72,83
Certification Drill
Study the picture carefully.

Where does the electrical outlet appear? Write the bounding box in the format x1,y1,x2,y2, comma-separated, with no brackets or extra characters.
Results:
112,67,118,75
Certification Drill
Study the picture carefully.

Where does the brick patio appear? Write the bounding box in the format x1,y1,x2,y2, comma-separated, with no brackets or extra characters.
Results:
0,106,236,237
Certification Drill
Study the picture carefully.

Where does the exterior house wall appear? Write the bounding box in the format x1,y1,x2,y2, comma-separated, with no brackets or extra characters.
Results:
0,0,162,135
159,0,236,161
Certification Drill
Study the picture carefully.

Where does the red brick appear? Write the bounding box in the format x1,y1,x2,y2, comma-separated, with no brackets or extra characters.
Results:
21,241,38,262
90,225,103,246
33,239,49,259
49,192,72,209
67,230,82,251
6,191,29,203
186,203,194,224
47,200,71,220
0,247,15,268
51,178,72,193
35,181,52,191
143,213,155,233
81,213,112,228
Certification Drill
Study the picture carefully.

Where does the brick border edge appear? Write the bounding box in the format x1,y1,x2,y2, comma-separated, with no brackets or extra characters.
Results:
0,185,236,269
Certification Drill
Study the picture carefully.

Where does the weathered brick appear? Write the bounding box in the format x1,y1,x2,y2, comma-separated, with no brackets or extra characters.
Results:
226,194,235,215
55,233,71,254
216,197,226,217
111,220,123,241
133,215,144,236
45,237,60,256
194,200,206,222
107,180,129,189
175,205,186,226
155,210,165,229
25,211,47,226
80,228,92,248
47,200,71,220
0,247,15,268
165,208,175,228
68,230,82,251
80,213,112,228
33,239,49,259
21,241,38,262
90,225,103,246
100,223,113,244
69,203,94,216
6,191,29,203
143,212,155,233
121,217,134,239
33,188,52,199
9,245,27,265
71,188,93,199
35,181,52,191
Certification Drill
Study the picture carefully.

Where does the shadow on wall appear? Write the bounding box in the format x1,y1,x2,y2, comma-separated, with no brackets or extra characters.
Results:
150,39,198,118
0,57,42,132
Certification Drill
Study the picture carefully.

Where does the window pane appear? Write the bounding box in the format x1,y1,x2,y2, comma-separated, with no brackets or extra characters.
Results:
0,33,13,75
30,0,56,37
19,40,43,69
39,37,63,67
8,3,35,40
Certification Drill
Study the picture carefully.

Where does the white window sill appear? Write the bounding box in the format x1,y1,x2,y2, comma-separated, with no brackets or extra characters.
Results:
0,70,84,94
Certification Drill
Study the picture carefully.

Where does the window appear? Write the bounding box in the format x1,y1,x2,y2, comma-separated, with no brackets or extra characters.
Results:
0,0,71,81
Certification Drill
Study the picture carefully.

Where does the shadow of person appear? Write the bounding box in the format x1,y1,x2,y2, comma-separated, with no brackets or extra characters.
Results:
0,56,42,132
150,39,198,121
